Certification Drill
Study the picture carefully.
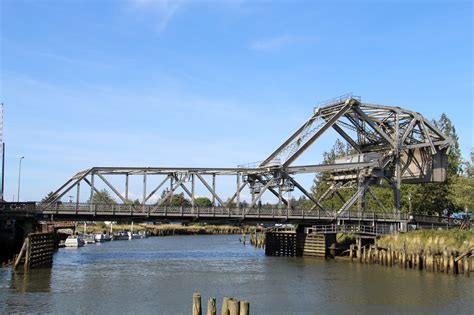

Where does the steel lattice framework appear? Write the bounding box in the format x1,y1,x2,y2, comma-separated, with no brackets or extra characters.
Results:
41,94,451,218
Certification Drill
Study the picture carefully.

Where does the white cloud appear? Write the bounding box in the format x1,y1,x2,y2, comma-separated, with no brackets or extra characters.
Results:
129,0,183,32
250,34,293,52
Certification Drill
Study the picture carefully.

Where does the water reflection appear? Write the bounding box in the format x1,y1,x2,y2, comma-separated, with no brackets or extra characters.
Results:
11,268,52,293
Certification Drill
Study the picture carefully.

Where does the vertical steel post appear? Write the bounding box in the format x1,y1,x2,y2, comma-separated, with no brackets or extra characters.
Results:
169,175,174,205
394,156,401,214
191,173,195,210
90,173,94,211
394,112,401,215
212,174,216,206
236,173,240,209
125,174,129,201
278,184,283,210
143,172,147,212
76,183,80,210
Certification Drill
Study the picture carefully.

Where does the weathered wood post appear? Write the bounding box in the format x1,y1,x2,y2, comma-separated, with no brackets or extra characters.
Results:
349,244,354,262
24,237,30,269
228,299,239,315
221,297,231,315
207,297,217,315
193,293,202,315
443,249,449,273
239,301,249,315
464,257,470,277
449,255,455,275
13,238,28,270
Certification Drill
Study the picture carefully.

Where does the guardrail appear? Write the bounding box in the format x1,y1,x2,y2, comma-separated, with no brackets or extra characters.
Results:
308,224,396,236
2,202,469,226
32,202,407,221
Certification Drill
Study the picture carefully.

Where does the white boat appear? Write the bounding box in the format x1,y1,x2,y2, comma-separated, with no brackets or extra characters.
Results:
82,234,96,244
128,231,140,240
64,235,85,247
94,233,111,242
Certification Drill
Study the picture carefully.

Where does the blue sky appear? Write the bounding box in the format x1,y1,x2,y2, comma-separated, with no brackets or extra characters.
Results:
1,0,472,202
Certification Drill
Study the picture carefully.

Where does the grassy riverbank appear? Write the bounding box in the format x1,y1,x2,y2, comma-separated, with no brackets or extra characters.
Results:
378,230,474,253
76,223,264,236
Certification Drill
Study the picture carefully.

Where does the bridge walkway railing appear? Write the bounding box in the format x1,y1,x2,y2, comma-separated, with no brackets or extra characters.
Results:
33,202,409,221
307,224,397,236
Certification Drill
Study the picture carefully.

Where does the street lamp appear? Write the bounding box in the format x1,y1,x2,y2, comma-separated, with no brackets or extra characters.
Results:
17,156,24,202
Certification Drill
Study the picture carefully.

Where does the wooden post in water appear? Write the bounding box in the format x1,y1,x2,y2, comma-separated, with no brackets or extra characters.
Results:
239,301,249,315
228,300,239,315
443,249,448,273
349,244,354,262
221,297,231,315
24,237,30,270
13,238,28,270
207,297,216,315
464,257,470,277
449,255,455,275
193,293,202,315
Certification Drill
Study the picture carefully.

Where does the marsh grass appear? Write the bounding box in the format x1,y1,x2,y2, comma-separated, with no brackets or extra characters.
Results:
377,230,474,253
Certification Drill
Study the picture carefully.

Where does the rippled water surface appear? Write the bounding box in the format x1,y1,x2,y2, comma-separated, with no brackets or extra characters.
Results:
1,235,473,314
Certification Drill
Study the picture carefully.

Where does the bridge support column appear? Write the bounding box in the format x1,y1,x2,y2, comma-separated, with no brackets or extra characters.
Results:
393,155,401,214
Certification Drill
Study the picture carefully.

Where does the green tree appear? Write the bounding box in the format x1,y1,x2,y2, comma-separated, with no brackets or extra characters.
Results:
88,189,116,204
449,175,474,211
160,192,191,207
125,198,141,205
195,197,213,207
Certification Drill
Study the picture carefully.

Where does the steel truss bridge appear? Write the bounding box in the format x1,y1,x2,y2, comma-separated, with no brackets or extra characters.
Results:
32,94,452,226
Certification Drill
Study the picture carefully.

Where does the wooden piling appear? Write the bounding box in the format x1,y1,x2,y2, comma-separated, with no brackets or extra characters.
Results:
464,257,470,277
193,293,202,315
221,297,231,315
449,255,455,275
239,301,249,315
13,238,28,270
207,298,216,315
228,300,239,315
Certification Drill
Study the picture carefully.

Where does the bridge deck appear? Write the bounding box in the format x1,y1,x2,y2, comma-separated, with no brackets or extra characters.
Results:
2,202,471,227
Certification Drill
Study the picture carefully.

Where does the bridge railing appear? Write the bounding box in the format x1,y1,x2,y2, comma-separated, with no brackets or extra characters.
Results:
309,224,397,235
336,211,409,221
36,202,408,221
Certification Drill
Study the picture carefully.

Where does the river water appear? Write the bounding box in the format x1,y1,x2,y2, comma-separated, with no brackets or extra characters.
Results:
1,235,473,314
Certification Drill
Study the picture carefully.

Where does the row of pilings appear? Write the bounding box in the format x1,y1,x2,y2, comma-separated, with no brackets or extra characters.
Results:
349,244,473,276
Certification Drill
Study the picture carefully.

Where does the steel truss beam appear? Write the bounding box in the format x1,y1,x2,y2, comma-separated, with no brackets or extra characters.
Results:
42,95,452,220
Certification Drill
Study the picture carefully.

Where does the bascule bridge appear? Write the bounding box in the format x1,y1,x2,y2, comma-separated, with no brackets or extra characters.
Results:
36,94,451,224
0,94,462,263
